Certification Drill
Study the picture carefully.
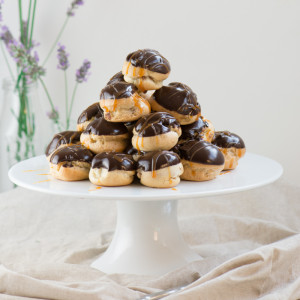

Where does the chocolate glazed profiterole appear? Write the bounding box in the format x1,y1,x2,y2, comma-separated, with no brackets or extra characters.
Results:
137,151,183,188
132,112,182,152
89,152,136,186
99,82,151,122
150,82,201,125
45,131,81,160
212,131,246,170
180,116,215,144
180,140,225,181
106,71,126,85
77,102,103,132
122,49,171,92
49,145,94,181
80,117,129,154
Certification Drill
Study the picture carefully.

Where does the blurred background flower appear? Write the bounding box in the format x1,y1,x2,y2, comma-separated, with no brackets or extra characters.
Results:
0,0,91,184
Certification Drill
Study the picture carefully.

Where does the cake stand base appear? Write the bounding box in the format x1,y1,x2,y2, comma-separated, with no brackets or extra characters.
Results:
91,199,201,276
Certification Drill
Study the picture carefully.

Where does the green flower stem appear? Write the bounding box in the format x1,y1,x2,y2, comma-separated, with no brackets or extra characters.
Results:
26,0,33,48
29,0,37,49
0,41,15,81
64,70,69,129
68,82,78,124
38,77,55,112
42,17,69,66
38,77,62,131
18,0,24,44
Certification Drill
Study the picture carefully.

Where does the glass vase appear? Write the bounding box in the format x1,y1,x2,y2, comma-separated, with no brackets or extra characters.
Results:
0,78,52,192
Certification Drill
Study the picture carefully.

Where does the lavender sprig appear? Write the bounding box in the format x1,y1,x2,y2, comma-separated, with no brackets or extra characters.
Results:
67,59,91,125
57,43,69,70
76,59,91,83
46,106,59,121
0,25,45,83
67,0,84,17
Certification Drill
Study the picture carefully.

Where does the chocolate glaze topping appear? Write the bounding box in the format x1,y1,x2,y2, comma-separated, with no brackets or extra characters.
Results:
124,121,137,133
107,71,125,85
181,117,208,140
50,145,94,165
212,131,245,149
126,49,170,74
134,112,180,137
100,82,137,100
45,131,81,157
125,145,146,157
152,82,200,116
137,151,181,172
77,102,103,124
180,140,224,165
92,152,136,171
83,117,128,136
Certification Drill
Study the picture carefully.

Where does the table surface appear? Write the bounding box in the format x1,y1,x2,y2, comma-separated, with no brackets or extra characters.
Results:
8,153,283,201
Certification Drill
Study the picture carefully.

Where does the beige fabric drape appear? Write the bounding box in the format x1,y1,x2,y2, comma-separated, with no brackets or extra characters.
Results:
0,179,299,300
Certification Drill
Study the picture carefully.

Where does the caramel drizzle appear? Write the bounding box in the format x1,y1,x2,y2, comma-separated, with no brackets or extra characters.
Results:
126,62,131,75
112,99,118,112
133,94,143,114
102,102,109,113
136,135,141,152
138,68,145,91
171,188,177,191
189,162,196,176
220,170,231,175
89,186,102,191
168,167,172,184
34,179,52,184
151,151,161,178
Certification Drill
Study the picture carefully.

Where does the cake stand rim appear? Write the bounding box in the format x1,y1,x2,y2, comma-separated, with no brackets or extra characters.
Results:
8,152,283,201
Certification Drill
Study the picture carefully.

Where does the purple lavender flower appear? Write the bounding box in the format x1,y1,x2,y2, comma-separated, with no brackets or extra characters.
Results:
67,0,84,17
76,59,91,83
46,107,59,121
0,0,4,22
0,25,13,44
57,43,69,70
0,25,45,82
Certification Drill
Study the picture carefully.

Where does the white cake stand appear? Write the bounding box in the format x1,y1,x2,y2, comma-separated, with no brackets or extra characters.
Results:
8,153,282,276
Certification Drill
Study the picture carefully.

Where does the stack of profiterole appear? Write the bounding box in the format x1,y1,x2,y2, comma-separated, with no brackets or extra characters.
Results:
45,49,246,188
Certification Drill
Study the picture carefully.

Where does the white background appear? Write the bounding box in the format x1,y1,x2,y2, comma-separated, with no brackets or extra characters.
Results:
1,0,300,186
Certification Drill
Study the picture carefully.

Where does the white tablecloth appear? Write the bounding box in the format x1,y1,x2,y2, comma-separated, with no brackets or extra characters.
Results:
0,179,299,299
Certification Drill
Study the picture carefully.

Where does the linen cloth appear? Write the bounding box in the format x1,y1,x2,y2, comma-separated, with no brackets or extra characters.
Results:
0,179,299,300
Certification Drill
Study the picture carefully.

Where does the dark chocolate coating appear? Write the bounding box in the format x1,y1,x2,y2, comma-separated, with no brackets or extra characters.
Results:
92,152,136,171
125,145,146,157
107,71,125,85
212,131,245,149
124,121,137,133
50,145,94,165
134,112,180,137
181,117,208,140
170,144,182,157
152,82,200,116
180,140,224,165
77,102,103,124
126,49,170,74
137,151,181,172
83,117,128,136
100,82,137,100
45,131,81,157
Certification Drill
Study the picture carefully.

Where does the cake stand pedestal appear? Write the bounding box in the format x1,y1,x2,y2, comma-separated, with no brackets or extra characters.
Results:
8,153,282,276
